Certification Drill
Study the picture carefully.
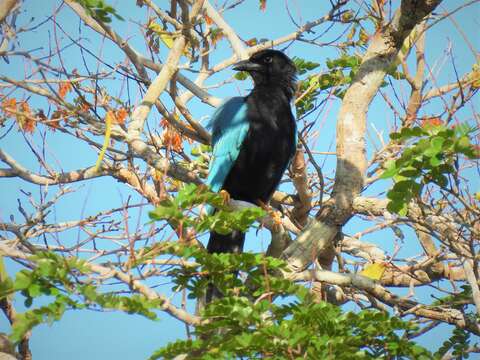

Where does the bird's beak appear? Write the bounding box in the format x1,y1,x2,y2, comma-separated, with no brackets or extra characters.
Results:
233,59,263,72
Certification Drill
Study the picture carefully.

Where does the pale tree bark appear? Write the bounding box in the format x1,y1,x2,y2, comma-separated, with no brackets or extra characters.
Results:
202,1,248,60
0,0,18,24
289,268,480,335
282,0,444,273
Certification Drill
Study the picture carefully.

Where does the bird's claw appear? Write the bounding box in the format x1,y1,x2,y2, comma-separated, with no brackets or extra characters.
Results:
256,200,283,231
271,210,282,225
219,189,231,206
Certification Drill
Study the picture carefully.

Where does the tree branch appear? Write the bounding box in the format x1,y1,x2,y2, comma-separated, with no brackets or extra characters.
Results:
290,268,479,335
0,242,202,326
282,0,443,273
203,1,248,60
0,0,18,24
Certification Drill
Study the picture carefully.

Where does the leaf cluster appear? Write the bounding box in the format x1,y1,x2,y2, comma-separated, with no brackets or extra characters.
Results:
148,183,266,235
0,245,446,359
148,247,431,359
381,123,479,215
157,244,289,301
0,252,160,343
119,244,434,358
435,327,474,360
295,54,360,116
181,144,211,172
74,0,124,23
432,285,473,309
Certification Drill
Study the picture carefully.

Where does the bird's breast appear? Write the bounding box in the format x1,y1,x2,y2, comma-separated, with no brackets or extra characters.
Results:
220,90,296,203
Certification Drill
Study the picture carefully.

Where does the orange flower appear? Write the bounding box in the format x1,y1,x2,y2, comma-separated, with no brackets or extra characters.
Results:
81,101,91,112
58,82,73,99
105,110,116,125
421,117,443,127
2,98,17,116
204,14,213,25
160,118,169,128
115,108,128,124
162,128,183,152
20,101,31,114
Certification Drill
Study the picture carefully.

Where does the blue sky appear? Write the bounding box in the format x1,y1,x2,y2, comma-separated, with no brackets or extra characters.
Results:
1,0,479,358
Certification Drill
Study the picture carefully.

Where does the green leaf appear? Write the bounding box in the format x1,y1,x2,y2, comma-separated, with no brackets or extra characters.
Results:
429,155,442,167
380,161,398,179
14,271,32,290
398,167,420,178
384,121,477,215
292,57,320,75
456,135,472,152
430,136,445,151
149,202,183,221
389,132,402,140
234,71,249,81
387,200,408,215
27,283,42,297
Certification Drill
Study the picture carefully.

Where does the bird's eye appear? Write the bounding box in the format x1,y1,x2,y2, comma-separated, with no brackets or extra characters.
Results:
264,56,273,64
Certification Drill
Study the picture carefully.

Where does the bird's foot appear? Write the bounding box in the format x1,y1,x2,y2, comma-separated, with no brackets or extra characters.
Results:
219,189,231,206
271,210,282,226
256,200,283,232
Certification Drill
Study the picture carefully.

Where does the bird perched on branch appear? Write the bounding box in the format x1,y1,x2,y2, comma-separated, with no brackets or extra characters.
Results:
205,49,297,302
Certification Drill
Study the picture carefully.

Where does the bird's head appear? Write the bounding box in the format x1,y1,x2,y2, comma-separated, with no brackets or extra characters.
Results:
233,49,297,99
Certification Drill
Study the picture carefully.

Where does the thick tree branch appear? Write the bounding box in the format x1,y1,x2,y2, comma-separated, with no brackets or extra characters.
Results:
203,1,248,60
290,268,479,335
0,148,104,184
282,0,443,273
290,149,313,227
0,0,18,24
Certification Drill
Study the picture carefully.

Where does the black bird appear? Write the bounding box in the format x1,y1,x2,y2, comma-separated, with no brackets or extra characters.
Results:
205,49,297,301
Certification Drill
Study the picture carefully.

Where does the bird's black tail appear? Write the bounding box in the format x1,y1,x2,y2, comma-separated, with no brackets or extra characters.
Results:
207,230,245,254
205,230,245,303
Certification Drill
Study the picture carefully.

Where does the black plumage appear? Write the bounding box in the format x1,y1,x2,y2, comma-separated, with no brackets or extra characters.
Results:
206,50,297,301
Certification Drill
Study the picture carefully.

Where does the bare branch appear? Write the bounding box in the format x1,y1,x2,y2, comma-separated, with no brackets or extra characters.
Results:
203,1,248,60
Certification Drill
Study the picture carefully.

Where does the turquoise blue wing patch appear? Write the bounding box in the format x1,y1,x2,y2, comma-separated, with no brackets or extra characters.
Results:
206,97,249,193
